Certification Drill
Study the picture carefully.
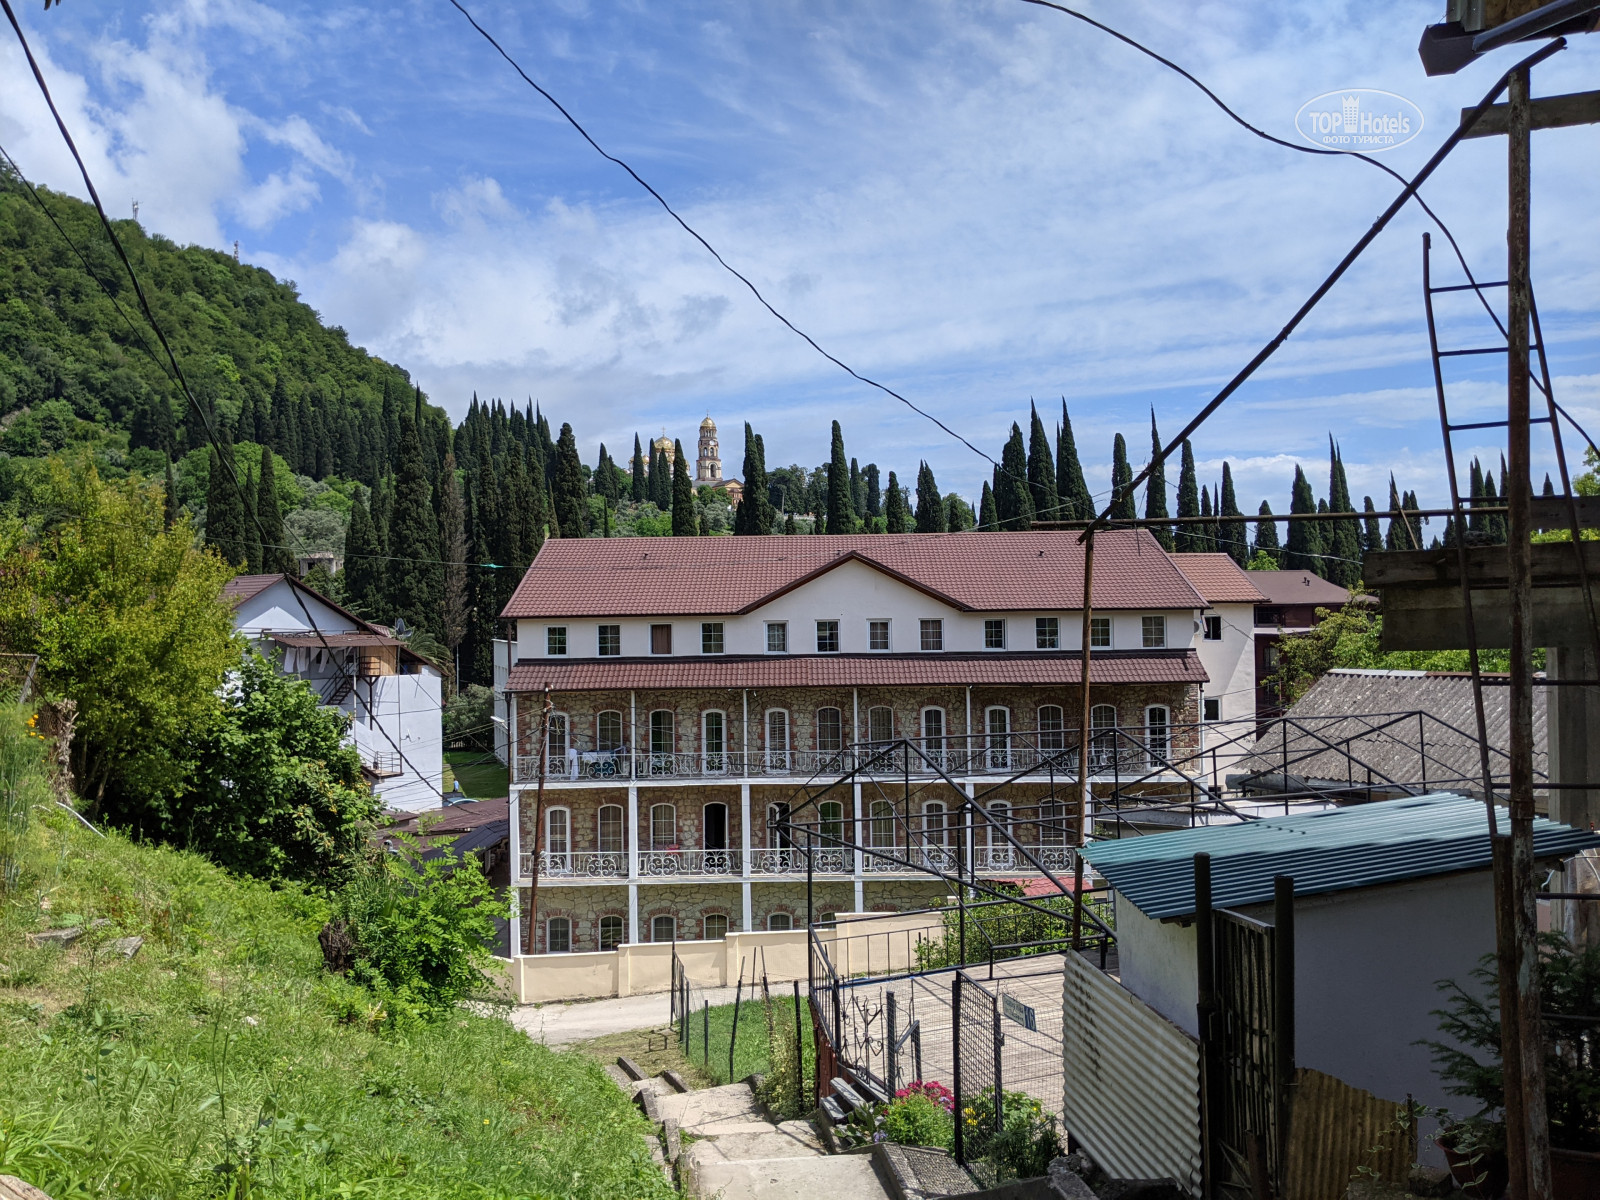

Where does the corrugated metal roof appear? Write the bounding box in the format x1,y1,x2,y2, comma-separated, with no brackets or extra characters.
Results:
1081,793,1600,919
1235,670,1546,796
506,649,1208,693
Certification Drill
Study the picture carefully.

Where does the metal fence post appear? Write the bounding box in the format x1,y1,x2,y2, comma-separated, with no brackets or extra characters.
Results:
886,991,898,1095
1274,874,1297,1191
730,975,743,1083
793,979,806,1108
1195,853,1217,1199
992,994,1004,1138
952,972,965,1166
703,1000,710,1067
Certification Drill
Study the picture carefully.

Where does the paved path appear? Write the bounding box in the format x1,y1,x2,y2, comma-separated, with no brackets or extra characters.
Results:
510,985,742,1045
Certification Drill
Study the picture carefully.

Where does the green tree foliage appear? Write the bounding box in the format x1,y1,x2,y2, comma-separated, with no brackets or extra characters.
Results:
630,434,648,503
865,463,882,521
1027,402,1056,520
1219,461,1247,565
1175,440,1202,553
204,440,250,568
734,422,774,535
650,442,671,511
1252,501,1281,566
1325,440,1362,588
826,421,854,534
996,424,1035,531
850,456,866,518
671,439,696,535
1110,434,1136,521
254,442,295,574
944,493,974,532
385,416,442,636
342,489,384,617
1056,400,1092,522
183,652,377,885
1361,496,1382,555
0,454,238,816
1144,411,1172,550
914,462,946,532
885,471,911,533
1198,485,1216,552
437,451,468,655
552,422,589,538
1285,465,1323,574
978,480,998,530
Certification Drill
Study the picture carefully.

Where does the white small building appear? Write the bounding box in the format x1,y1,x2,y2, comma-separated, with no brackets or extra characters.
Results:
1171,554,1264,788
225,574,444,812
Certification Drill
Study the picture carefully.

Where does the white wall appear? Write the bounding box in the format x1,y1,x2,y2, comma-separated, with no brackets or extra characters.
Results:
1112,871,1497,1111
354,672,444,812
493,638,510,765
234,578,361,638
517,558,1198,660
1194,601,1258,784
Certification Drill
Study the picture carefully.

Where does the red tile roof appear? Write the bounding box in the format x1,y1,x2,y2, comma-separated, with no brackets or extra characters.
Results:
506,649,1206,693
1247,569,1355,607
500,530,1206,619
1170,554,1268,604
223,574,281,603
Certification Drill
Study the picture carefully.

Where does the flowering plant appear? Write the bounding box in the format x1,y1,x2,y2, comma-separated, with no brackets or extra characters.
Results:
894,1080,954,1113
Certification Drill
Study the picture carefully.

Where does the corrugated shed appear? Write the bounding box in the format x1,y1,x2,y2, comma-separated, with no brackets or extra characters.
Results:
1081,793,1600,920
499,530,1207,618
1061,951,1202,1194
505,649,1207,692
1237,669,1547,793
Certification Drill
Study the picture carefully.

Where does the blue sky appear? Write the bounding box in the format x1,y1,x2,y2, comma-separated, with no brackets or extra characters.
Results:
3,0,1598,520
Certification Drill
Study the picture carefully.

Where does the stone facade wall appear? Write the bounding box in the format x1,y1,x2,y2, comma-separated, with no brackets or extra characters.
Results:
527,884,629,955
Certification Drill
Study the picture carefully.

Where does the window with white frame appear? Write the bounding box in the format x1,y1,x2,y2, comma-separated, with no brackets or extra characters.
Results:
546,807,570,868
820,800,845,846
651,915,676,943
921,708,945,759
649,710,674,757
868,705,893,746
988,800,1010,848
597,804,624,854
548,713,569,761
1039,798,1066,845
599,914,624,950
766,621,788,653
767,912,793,932
984,618,1006,649
704,913,729,940
546,917,571,954
816,620,840,653
1090,704,1118,765
702,710,727,771
767,802,791,849
816,707,844,755
1203,615,1223,641
650,803,677,850
1142,615,1167,648
921,800,948,848
985,706,1011,767
1036,616,1060,649
766,710,790,769
1089,616,1112,649
701,622,725,654
598,624,621,656
870,799,896,848
1038,704,1065,751
597,710,624,752
869,619,891,651
1145,706,1170,762
1204,697,1221,722
919,619,943,651
546,626,567,656
702,802,729,850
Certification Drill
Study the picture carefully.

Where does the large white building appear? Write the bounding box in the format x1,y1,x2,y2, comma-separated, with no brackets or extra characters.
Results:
225,574,444,812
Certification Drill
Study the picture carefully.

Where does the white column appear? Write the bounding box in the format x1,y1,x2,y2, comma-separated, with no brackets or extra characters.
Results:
508,691,522,955
629,690,637,778
852,780,865,913
627,783,640,942
740,782,753,932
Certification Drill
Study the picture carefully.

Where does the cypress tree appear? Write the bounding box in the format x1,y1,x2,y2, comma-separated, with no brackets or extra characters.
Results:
1056,400,1092,521
1144,411,1172,550
386,417,443,636
865,464,882,521
784,513,797,535
1253,501,1281,565
1483,472,1506,544
163,456,179,530
1196,486,1214,552
631,435,648,503
552,422,589,537
1027,402,1057,520
671,439,696,535
1543,473,1556,496
438,451,468,656
255,443,294,574
1219,462,1247,565
1175,440,1201,552
850,457,866,519
1361,496,1382,556
650,442,672,510
914,462,946,532
1385,475,1408,551
978,481,998,530
997,423,1035,530
945,493,973,532
885,471,911,533
1468,458,1486,534
527,439,556,541
827,421,854,533
204,441,250,568
1326,441,1361,588
1110,434,1137,521
1403,490,1424,551
242,468,263,573
343,490,385,618
735,423,773,535
1285,465,1320,573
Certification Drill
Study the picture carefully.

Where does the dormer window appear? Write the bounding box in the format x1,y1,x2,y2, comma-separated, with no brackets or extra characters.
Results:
1142,615,1167,648
547,626,567,656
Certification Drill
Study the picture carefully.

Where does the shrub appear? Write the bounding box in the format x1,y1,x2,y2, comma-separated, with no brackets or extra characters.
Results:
0,705,50,896
884,1090,954,1149
962,1086,1062,1180
444,683,495,751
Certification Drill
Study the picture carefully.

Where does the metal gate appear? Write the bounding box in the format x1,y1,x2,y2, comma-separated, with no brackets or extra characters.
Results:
952,969,1004,1167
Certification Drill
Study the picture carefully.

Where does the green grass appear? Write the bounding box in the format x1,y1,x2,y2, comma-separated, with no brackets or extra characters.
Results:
0,812,671,1200
443,750,510,800
680,994,817,1088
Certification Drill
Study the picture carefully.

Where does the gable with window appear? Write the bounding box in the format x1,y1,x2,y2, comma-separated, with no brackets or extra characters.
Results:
1142,615,1167,648
701,622,724,654
1089,616,1112,648
1036,616,1059,649
919,619,943,651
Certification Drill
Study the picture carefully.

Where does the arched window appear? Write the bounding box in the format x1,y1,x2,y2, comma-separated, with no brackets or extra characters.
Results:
1145,705,1171,765
703,802,729,851
868,706,894,746
767,912,793,931
1038,705,1065,752
988,800,1010,847
767,802,792,850
650,803,677,850
651,914,676,943
548,712,570,761
704,913,729,940
816,707,844,754
649,710,675,760
597,804,624,854
985,706,1011,769
1038,799,1067,846
546,917,571,954
820,800,845,846
702,710,727,774
921,708,946,767
546,807,570,871
597,710,624,753
1090,704,1118,768
870,799,897,848
599,914,624,951
766,710,791,771
921,800,948,847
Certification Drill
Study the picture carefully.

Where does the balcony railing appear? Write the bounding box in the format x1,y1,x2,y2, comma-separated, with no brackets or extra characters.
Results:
515,728,1185,785
639,848,741,877
529,850,627,879
747,847,854,875
515,842,1075,882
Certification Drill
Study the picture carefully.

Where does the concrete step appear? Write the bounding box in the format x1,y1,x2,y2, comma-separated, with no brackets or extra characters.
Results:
679,1121,825,1168
683,1152,893,1200
655,1081,768,1135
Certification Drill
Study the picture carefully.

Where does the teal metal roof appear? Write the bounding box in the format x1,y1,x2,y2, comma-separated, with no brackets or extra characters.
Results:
1081,793,1600,920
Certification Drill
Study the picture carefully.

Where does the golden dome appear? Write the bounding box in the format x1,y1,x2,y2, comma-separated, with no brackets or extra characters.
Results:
700,415,716,429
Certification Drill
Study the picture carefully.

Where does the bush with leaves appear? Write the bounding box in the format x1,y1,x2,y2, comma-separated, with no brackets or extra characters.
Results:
961,1086,1062,1180
330,840,500,1020
0,704,50,896
443,683,494,750
883,1089,955,1149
